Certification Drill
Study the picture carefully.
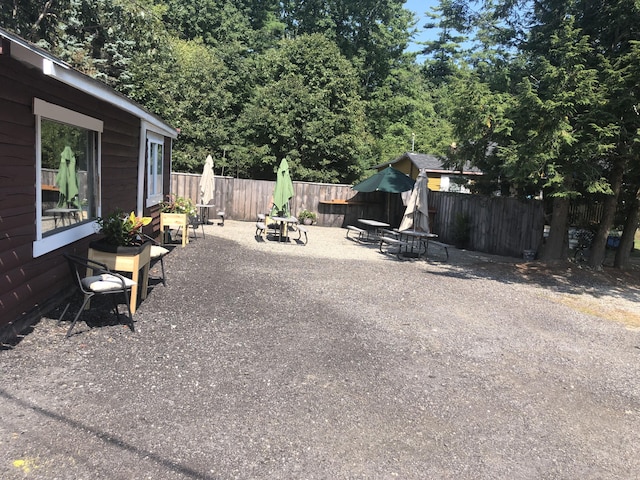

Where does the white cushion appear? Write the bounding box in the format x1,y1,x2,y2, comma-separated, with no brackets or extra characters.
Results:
150,245,169,258
82,274,136,292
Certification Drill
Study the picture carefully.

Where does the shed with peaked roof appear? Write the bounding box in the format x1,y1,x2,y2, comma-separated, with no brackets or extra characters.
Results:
0,28,178,341
374,152,483,192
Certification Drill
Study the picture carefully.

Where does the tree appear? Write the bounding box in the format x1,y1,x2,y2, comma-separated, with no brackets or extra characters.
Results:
504,16,619,260
237,34,369,183
367,58,454,163
158,38,235,172
280,0,414,94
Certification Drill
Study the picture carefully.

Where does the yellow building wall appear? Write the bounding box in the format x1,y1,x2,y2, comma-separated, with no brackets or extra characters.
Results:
377,158,442,190
428,176,441,191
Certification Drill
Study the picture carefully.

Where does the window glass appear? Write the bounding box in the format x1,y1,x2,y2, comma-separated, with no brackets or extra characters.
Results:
40,119,97,236
147,134,164,204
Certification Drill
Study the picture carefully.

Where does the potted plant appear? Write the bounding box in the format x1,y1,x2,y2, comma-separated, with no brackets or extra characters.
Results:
160,194,196,247
297,209,317,225
92,209,152,254
89,209,154,314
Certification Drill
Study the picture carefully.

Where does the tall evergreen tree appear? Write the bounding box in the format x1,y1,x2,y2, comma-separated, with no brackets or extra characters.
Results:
237,34,369,183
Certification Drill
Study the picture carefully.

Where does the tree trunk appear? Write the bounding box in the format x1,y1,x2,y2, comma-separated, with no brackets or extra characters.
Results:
588,157,626,269
614,185,640,269
540,196,570,261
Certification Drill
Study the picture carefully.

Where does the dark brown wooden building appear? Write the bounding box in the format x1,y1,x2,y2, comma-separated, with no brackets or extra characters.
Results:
0,28,178,341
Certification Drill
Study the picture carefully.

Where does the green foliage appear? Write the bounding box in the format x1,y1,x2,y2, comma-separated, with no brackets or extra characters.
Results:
280,0,414,94
238,34,369,183
297,209,317,222
97,209,152,246
160,195,197,216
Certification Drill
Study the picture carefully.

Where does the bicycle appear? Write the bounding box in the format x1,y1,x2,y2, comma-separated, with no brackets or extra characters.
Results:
573,229,594,264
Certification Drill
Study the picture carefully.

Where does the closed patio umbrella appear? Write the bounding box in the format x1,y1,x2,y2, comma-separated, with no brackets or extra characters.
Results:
199,154,215,204
271,158,294,217
55,145,80,208
399,169,430,233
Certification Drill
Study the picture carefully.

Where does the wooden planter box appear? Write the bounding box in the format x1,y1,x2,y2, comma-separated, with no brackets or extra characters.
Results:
87,241,152,315
160,212,189,247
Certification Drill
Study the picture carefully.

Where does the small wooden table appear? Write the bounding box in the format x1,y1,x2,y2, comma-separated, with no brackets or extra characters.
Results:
87,243,151,314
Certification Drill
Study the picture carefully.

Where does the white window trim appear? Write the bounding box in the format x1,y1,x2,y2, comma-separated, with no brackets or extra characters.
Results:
33,98,103,257
141,121,167,211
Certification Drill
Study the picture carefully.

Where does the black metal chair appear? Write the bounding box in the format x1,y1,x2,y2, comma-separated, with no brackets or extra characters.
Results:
142,234,169,287
176,215,206,240
189,215,206,239
58,254,137,337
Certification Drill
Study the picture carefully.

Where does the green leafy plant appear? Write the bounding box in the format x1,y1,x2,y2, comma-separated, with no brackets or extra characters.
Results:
160,194,196,216
96,209,152,246
297,209,317,223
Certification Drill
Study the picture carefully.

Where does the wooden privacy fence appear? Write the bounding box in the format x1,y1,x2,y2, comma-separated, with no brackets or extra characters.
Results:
170,172,545,257
429,192,545,257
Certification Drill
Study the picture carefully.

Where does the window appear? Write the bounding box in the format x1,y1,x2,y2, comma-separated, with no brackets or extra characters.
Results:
146,132,164,205
34,99,103,257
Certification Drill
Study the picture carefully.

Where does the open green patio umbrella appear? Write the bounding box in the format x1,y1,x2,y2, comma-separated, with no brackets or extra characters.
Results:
55,145,80,209
352,166,414,223
270,158,295,217
352,166,415,194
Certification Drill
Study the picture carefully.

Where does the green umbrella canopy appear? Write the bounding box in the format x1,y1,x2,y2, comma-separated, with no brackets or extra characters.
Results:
55,145,80,208
352,166,415,193
271,158,295,217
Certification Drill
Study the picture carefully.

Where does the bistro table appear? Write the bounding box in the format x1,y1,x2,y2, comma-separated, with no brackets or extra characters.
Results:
271,216,298,242
357,218,390,241
397,229,439,258
195,203,215,224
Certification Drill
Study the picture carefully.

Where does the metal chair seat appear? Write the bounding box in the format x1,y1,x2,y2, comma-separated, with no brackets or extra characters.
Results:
58,254,136,337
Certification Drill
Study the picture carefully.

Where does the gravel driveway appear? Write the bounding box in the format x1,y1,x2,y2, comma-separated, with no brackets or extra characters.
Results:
2,221,639,479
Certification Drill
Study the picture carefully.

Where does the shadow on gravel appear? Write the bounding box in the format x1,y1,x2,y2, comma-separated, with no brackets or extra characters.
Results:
429,256,640,303
48,296,136,338
0,388,214,479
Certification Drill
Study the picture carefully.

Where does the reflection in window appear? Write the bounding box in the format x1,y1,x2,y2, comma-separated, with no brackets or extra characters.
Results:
147,133,164,205
40,119,97,236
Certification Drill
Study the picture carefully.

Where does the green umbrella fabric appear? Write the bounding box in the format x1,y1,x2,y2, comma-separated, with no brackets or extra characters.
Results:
271,158,295,217
55,145,80,208
352,166,415,194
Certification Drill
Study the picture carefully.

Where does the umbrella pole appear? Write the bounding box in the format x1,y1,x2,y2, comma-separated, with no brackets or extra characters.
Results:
387,192,391,224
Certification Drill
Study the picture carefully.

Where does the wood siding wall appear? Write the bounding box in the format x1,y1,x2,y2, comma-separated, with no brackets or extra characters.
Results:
171,173,545,257
0,55,142,336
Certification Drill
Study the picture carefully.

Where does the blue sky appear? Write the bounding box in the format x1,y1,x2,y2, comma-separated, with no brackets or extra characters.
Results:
404,0,441,54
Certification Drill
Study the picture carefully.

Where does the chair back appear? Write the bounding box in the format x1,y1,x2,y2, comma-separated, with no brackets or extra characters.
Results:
64,254,108,295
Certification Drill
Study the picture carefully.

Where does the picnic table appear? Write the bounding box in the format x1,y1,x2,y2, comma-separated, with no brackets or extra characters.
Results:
357,218,390,241
271,216,298,242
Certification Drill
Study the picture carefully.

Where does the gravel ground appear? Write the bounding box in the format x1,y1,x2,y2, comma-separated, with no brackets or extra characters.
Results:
2,221,640,479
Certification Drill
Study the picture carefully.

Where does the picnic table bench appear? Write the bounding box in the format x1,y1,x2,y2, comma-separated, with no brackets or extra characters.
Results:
379,234,409,259
346,225,366,240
